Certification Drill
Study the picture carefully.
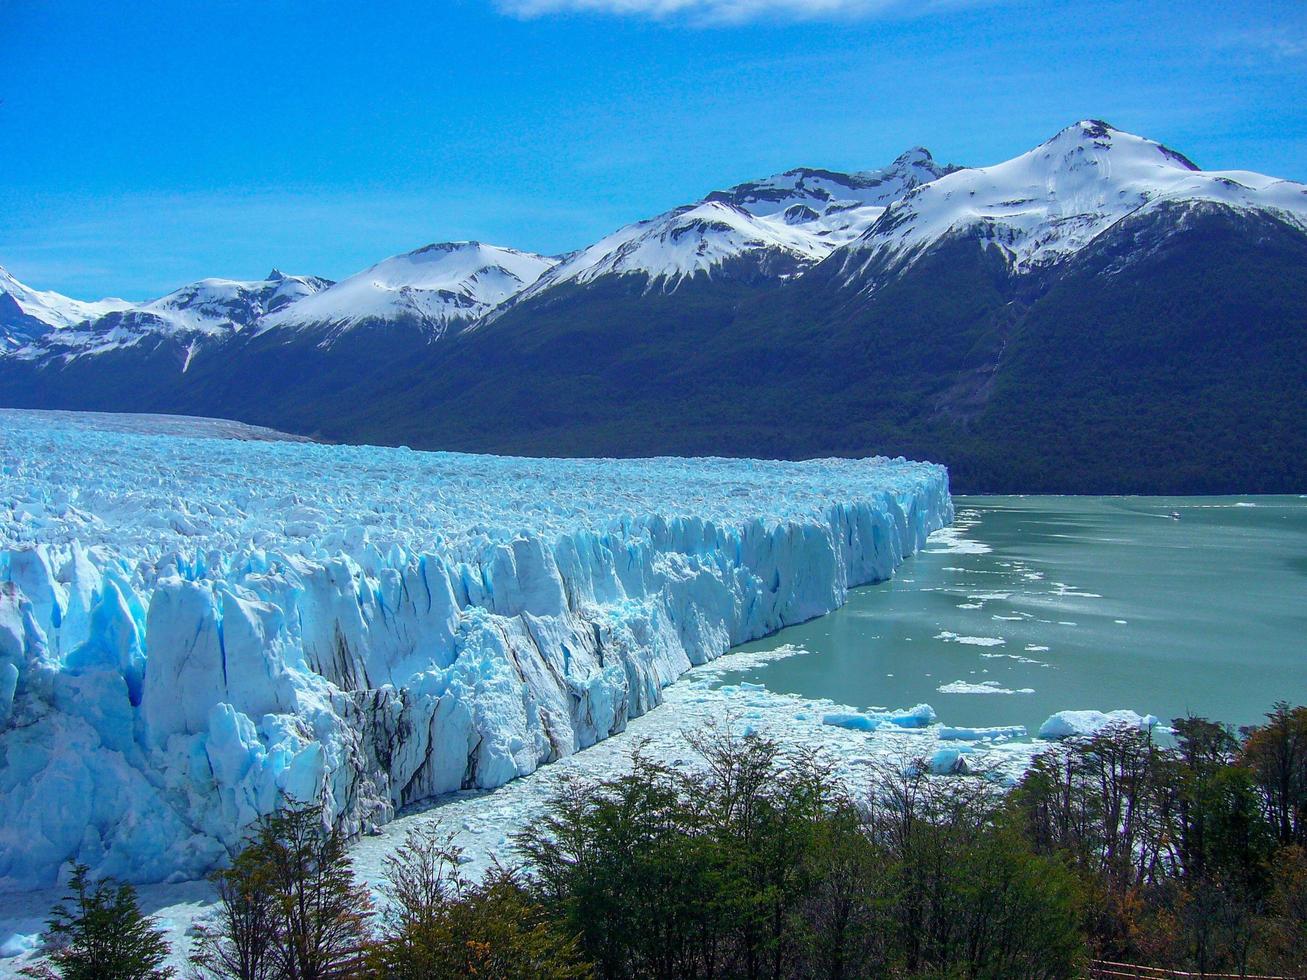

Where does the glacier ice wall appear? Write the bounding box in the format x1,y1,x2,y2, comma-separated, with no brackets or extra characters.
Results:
0,410,951,891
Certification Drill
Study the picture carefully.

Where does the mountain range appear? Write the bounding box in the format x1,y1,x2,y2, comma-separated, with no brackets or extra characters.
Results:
3,120,1305,493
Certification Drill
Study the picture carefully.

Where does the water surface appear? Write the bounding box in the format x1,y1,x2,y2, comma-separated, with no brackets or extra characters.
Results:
723,496,1307,733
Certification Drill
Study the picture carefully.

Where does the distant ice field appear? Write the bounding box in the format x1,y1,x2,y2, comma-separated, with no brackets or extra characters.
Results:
2,408,944,562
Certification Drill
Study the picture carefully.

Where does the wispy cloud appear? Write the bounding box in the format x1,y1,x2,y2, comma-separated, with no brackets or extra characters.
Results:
496,0,980,25
1211,27,1307,63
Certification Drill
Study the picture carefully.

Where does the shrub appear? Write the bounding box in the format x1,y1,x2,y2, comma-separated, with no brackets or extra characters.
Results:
21,863,173,980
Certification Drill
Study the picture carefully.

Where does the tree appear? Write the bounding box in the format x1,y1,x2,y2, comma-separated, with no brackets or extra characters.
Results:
794,802,891,980
369,866,590,980
192,802,372,980
378,823,463,935
515,755,724,979
954,829,1087,979
1241,702,1307,846
1254,844,1307,976
684,728,836,980
21,863,173,980
188,847,276,980
253,803,372,980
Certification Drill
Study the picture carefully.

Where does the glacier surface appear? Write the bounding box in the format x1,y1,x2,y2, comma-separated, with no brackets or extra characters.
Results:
0,409,951,892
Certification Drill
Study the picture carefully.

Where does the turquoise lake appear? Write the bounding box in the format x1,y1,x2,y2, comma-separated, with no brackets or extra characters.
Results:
722,496,1307,734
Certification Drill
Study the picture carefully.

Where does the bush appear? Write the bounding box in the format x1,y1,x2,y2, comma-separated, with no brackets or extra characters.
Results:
188,802,371,980
21,863,173,980
370,824,589,979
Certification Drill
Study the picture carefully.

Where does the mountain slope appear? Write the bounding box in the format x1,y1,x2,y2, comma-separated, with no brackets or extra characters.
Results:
836,119,1307,287
22,270,333,363
316,123,1307,492
0,267,132,351
332,199,1305,493
259,242,557,343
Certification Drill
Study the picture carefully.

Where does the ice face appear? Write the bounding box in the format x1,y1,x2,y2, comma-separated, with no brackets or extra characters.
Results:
0,409,952,892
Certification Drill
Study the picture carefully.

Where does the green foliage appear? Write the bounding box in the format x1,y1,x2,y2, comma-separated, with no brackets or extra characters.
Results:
370,866,590,980
21,863,173,980
370,824,589,979
1240,701,1307,847
187,802,371,980
518,734,1087,979
515,754,727,978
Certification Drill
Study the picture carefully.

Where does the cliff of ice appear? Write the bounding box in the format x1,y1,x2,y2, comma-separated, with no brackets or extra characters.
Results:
0,410,951,892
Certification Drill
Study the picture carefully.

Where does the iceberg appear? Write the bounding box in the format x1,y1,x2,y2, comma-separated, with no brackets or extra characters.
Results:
820,703,936,732
928,745,979,775
936,724,1027,741
0,409,952,891
1037,709,1160,740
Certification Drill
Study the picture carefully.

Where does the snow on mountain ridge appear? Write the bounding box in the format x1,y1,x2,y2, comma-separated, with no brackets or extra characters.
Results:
16,271,333,362
136,272,334,335
0,266,133,350
491,149,960,310
838,119,1307,285
258,241,558,341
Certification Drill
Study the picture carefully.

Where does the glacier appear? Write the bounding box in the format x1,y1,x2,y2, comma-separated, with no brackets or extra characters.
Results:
0,409,951,892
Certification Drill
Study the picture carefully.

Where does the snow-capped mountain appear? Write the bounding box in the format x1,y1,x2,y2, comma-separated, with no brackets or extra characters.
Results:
706,151,958,236
259,242,557,342
137,269,334,334
837,120,1307,286
499,150,958,305
13,270,333,363
0,266,132,350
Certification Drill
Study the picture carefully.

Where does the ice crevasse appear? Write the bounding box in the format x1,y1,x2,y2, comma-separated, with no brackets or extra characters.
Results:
0,410,952,891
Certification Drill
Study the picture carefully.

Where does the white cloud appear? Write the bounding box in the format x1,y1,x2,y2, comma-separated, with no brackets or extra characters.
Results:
497,0,951,25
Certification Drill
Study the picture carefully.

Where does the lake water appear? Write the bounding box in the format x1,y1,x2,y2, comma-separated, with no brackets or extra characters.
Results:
722,496,1307,734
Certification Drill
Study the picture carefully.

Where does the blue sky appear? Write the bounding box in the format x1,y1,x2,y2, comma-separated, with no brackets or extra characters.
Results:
3,0,1305,299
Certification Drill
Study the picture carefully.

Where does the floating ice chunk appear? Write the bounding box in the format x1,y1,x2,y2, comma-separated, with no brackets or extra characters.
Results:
923,527,991,555
821,703,935,731
822,711,881,732
937,680,1034,695
0,932,38,959
1037,709,1160,740
885,703,937,728
937,724,1027,741
929,745,978,774
934,631,1006,647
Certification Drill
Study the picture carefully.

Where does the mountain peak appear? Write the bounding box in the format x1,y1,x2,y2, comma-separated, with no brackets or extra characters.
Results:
410,241,487,257
266,268,287,282
1039,119,1200,172
840,121,1304,281
890,146,936,167
258,240,556,338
